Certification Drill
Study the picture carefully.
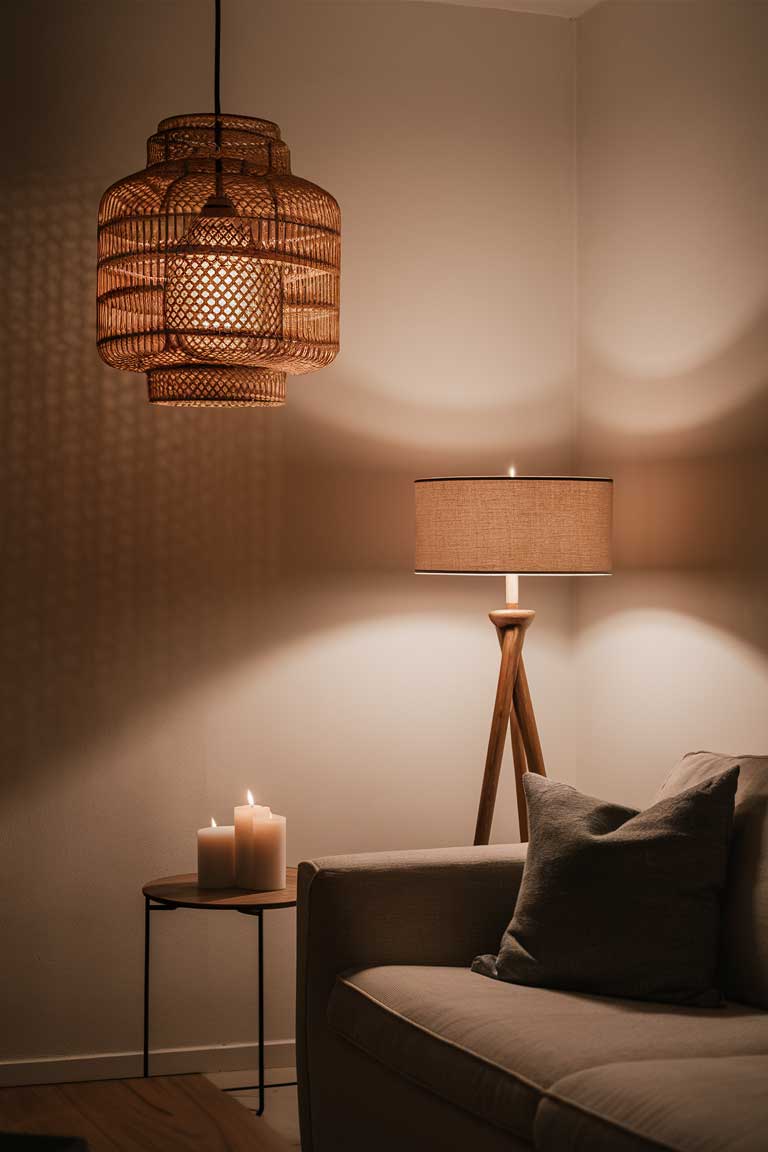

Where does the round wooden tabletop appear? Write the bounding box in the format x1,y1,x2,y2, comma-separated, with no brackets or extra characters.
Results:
143,867,298,911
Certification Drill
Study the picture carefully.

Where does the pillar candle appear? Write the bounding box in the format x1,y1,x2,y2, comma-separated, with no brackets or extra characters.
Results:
197,819,235,889
234,792,287,891
234,791,270,883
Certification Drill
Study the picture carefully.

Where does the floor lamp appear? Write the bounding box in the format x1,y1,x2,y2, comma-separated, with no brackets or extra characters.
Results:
414,475,613,845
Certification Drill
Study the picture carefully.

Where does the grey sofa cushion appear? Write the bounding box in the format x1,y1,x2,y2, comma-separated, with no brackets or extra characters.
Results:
473,768,738,1005
328,964,768,1143
535,1055,768,1152
655,751,768,1010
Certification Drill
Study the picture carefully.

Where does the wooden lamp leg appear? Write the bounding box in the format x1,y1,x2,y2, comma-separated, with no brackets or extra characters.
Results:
513,656,546,778
496,623,531,842
473,609,545,846
508,702,529,842
473,624,524,846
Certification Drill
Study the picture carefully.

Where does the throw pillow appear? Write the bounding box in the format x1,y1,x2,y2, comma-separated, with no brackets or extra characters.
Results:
472,767,739,1005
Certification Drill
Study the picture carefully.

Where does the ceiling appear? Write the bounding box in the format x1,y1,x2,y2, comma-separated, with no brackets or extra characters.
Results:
310,0,604,16
419,0,602,13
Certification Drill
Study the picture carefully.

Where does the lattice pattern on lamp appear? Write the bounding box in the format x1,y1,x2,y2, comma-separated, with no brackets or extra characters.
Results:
148,365,286,407
97,114,341,407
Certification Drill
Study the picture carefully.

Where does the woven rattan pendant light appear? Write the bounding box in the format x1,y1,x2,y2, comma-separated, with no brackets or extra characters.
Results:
96,0,340,407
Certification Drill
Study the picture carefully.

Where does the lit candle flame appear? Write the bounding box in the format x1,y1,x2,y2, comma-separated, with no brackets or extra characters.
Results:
211,817,217,828
247,789,255,806
508,464,517,477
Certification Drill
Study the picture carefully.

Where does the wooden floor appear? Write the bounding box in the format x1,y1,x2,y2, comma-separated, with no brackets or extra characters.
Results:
208,1067,300,1149
0,1070,299,1151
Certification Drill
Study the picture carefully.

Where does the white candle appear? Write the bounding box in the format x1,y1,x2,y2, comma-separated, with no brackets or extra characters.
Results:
234,791,287,892
197,818,235,889
234,789,270,883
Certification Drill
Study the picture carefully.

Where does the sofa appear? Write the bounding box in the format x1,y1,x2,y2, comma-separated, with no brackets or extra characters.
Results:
296,752,768,1151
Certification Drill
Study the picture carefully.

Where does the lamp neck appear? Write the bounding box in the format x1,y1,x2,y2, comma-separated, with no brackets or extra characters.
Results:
505,573,519,608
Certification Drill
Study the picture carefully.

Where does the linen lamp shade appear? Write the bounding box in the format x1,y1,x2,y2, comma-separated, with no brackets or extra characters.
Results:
414,477,613,575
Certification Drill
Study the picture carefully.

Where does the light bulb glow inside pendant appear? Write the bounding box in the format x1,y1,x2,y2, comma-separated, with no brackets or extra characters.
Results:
165,206,283,359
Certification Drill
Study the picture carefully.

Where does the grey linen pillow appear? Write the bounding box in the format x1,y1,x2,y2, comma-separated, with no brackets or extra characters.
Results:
472,767,739,1006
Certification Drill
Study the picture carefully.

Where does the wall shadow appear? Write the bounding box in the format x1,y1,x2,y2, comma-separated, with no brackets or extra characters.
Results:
0,165,574,803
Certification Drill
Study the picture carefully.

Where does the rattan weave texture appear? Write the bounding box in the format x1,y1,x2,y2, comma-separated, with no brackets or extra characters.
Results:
97,114,340,407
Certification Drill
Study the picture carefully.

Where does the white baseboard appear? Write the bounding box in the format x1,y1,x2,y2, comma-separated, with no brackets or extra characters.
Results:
0,1039,296,1088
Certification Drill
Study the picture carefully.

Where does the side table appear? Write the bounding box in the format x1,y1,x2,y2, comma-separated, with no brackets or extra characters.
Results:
142,868,298,1117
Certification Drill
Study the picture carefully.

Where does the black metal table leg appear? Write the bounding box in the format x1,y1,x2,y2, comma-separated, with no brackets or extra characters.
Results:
257,909,265,1116
143,902,176,1077
143,895,150,1077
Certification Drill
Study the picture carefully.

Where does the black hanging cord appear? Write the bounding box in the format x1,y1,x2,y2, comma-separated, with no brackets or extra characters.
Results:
214,0,221,122
214,0,223,197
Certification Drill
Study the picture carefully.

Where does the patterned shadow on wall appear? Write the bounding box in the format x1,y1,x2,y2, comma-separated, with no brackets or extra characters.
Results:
0,171,279,795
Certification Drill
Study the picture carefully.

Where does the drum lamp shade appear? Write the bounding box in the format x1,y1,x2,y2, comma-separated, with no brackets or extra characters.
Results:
414,477,613,575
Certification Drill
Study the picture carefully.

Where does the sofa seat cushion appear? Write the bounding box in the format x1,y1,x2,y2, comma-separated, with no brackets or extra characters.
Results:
328,965,768,1143
536,1055,768,1152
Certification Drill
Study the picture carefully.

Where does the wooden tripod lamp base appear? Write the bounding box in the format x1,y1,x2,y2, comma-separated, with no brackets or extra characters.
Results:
473,607,545,846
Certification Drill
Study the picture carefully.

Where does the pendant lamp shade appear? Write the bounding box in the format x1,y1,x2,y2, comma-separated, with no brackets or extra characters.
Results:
414,477,613,574
97,114,341,406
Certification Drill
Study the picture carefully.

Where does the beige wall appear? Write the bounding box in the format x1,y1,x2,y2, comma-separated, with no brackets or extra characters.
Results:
3,0,766,1081
573,0,768,805
0,1,575,1072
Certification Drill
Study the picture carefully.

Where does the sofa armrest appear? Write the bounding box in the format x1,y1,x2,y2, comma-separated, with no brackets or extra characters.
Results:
296,843,526,1151
298,842,527,975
